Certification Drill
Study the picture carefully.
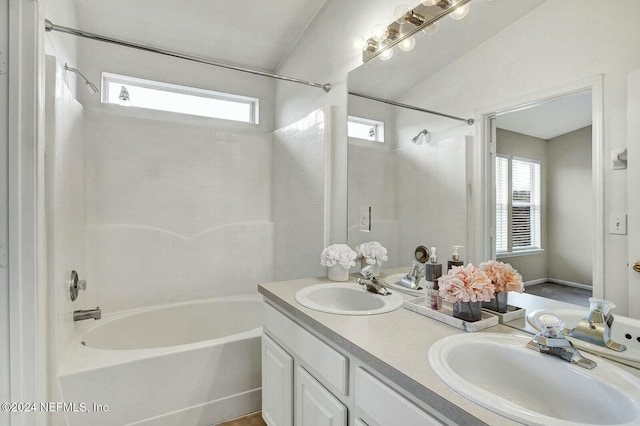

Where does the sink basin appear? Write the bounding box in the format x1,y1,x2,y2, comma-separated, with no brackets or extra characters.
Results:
528,309,640,363
294,283,404,315
429,333,640,425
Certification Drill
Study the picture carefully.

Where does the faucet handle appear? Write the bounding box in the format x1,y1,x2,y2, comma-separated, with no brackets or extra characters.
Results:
361,265,374,280
536,314,565,338
588,297,616,316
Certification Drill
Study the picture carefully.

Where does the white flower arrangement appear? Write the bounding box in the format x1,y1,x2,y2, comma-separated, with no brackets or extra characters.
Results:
320,244,357,270
355,241,388,266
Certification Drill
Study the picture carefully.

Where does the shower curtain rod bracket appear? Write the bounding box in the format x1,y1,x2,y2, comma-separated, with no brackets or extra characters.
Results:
44,19,331,93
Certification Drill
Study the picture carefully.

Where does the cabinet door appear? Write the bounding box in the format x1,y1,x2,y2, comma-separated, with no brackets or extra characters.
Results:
295,366,347,426
262,334,293,426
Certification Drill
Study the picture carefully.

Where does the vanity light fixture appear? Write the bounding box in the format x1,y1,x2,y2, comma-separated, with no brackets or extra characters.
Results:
357,0,472,62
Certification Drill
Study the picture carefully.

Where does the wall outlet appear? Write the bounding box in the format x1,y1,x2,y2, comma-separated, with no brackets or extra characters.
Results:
359,206,371,232
610,213,627,235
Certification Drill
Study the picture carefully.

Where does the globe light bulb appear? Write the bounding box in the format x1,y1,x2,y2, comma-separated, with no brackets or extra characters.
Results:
450,2,470,20
352,36,367,51
421,21,440,35
378,48,394,61
394,4,411,24
398,37,416,52
421,0,438,5
371,24,390,42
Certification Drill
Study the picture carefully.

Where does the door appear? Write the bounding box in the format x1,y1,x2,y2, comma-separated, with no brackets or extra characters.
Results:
295,366,347,426
628,69,640,319
262,334,293,426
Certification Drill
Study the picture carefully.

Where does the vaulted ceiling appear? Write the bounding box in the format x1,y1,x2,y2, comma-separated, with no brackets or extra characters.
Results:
71,0,327,71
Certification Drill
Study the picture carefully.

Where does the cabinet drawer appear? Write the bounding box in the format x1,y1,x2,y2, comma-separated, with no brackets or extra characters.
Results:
355,367,440,426
264,303,348,396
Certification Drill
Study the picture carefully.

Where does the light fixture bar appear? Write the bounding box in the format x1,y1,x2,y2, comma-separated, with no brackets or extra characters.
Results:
45,19,331,93
349,91,474,125
363,0,473,62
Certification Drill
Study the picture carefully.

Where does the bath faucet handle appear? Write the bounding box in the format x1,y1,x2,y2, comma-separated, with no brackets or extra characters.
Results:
536,314,565,339
588,297,615,316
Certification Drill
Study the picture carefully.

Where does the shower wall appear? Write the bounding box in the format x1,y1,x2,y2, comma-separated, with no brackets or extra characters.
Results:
44,55,89,426
273,108,327,281
84,112,274,312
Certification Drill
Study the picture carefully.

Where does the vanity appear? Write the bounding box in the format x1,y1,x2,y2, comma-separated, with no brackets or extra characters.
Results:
258,272,640,426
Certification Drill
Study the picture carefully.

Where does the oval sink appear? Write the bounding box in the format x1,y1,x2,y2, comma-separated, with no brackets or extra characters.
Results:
295,283,404,315
528,308,640,363
429,333,640,425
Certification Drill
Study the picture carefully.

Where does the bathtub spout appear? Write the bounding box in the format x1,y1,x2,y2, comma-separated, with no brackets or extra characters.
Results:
74,307,101,321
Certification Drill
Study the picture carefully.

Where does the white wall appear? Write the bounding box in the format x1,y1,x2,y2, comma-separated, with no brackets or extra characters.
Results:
496,129,548,283
273,109,327,280
277,0,640,313
275,0,402,244
548,126,593,286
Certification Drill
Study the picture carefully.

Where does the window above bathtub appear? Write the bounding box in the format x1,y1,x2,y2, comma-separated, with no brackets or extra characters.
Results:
101,72,259,124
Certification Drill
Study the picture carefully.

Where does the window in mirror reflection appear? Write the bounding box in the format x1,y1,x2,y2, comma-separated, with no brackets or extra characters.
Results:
347,116,384,142
496,155,541,255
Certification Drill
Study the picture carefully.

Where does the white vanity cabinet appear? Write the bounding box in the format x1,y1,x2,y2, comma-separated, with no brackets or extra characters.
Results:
262,334,293,426
262,301,448,426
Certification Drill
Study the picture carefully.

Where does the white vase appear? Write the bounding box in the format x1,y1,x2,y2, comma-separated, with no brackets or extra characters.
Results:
328,265,349,282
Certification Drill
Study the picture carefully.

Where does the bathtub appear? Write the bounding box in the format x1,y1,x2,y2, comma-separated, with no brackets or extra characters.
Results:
58,294,263,426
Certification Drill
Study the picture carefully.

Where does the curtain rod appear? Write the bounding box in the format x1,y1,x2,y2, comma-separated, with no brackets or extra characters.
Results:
348,91,474,125
44,19,331,93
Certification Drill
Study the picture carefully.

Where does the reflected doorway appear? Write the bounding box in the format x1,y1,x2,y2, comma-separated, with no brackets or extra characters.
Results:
491,91,594,307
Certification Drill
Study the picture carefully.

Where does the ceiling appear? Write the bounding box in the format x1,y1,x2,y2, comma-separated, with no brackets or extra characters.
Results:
348,0,545,100
496,91,592,140
71,0,327,71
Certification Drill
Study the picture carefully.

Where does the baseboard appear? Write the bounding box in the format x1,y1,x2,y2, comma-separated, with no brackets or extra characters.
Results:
524,277,592,291
524,278,548,286
548,278,593,291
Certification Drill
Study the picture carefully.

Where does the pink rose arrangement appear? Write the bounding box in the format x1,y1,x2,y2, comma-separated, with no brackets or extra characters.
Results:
479,260,524,293
438,263,495,303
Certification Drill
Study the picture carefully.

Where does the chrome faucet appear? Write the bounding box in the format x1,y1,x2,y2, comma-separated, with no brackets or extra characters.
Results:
73,307,101,321
565,297,627,352
357,265,391,296
527,313,597,369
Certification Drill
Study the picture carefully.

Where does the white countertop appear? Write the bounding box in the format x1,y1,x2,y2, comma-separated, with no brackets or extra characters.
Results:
258,269,640,426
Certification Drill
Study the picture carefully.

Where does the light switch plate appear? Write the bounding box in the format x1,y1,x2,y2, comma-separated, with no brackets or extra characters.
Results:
610,213,627,235
359,206,371,232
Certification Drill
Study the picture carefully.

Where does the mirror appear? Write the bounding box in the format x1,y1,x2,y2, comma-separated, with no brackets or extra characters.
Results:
346,0,602,307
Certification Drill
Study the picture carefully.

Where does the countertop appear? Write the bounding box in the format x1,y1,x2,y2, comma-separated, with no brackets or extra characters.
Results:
258,269,640,426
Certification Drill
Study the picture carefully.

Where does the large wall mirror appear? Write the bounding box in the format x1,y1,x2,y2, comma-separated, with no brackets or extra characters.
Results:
346,0,607,308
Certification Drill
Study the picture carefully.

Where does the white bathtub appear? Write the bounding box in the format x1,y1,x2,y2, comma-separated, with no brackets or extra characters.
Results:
59,294,263,426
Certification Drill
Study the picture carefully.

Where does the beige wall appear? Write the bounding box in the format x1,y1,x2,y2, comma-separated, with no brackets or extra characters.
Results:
547,126,593,286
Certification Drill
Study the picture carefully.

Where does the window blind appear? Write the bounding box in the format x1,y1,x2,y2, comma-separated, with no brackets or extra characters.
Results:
512,159,541,250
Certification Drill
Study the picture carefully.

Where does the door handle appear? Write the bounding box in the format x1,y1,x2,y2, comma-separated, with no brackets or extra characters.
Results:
634,261,640,273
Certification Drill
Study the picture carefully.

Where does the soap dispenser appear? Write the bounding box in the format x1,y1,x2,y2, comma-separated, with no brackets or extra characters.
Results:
447,245,464,271
425,247,442,310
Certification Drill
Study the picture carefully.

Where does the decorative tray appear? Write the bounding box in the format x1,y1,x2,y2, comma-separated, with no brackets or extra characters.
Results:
482,304,526,324
403,297,499,332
